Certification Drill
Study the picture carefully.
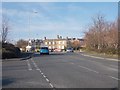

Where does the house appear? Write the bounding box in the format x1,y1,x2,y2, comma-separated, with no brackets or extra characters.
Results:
43,35,67,50
43,35,86,51
26,39,43,52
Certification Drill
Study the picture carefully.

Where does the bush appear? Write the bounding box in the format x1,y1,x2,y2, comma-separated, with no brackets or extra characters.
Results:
2,43,21,59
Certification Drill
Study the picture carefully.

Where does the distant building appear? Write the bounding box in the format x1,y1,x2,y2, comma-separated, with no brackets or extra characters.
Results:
66,37,86,48
43,35,86,50
26,39,43,52
43,35,67,50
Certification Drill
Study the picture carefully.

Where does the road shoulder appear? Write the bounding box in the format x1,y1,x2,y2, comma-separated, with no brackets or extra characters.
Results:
75,52,119,62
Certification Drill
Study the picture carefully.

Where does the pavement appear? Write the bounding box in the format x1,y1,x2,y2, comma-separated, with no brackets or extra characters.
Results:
2,52,119,89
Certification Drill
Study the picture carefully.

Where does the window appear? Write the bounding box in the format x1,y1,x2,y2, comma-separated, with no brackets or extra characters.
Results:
59,41,61,44
49,46,51,49
63,41,65,44
62,46,64,49
49,42,51,45
59,45,61,49
45,42,47,45
53,41,55,45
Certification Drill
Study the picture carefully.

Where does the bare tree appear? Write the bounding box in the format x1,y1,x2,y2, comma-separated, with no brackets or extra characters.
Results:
16,39,28,51
84,13,118,54
2,16,9,43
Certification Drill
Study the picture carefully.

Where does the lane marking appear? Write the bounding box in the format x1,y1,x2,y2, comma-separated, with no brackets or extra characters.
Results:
36,68,40,70
31,59,40,70
70,62,74,64
81,54,119,62
46,78,49,82
78,65,99,73
68,55,119,81
31,58,55,88
109,76,120,81
49,83,54,88
43,75,46,78
26,60,32,71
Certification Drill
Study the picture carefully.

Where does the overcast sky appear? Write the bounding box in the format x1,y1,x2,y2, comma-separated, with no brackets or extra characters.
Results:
1,2,118,43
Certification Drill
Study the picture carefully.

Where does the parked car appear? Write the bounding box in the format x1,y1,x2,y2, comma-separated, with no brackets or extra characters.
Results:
49,49,54,52
66,48,73,52
54,48,61,52
40,47,49,55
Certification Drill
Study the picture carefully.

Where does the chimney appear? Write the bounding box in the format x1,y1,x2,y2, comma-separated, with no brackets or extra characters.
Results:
57,35,59,39
66,37,68,40
60,36,62,39
44,37,46,40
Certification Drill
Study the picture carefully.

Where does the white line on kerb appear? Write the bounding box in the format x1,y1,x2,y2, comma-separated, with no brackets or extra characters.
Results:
26,60,32,70
78,65,99,73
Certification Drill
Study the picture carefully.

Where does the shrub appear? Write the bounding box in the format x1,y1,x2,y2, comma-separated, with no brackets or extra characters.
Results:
2,43,21,59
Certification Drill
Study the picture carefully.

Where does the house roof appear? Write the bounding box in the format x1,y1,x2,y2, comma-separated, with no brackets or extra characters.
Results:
44,39,67,41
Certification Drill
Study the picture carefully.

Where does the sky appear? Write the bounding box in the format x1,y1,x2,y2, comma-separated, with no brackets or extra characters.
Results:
1,2,118,43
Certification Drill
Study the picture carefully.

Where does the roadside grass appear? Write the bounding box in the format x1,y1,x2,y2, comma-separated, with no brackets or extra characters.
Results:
82,50,118,59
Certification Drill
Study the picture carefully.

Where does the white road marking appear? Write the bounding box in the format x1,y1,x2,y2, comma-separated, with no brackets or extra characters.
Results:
26,60,32,71
109,76,120,81
36,68,40,70
46,78,49,82
43,75,46,78
49,83,54,88
81,54,119,62
70,62,74,64
31,59,40,70
78,65,99,73
30,58,55,88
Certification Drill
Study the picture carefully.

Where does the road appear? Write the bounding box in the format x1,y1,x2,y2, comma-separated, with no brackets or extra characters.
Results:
2,52,119,89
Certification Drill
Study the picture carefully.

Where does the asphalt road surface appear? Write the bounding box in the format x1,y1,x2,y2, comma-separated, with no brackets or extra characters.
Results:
2,52,119,88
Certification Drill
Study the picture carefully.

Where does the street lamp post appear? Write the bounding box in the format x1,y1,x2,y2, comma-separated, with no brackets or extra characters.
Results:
28,10,38,52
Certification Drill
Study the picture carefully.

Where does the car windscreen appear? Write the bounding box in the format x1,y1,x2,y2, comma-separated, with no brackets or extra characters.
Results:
41,47,48,49
67,48,72,50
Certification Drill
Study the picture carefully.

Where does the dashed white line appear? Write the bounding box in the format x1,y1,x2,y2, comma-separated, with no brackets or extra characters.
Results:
36,68,40,70
49,83,54,88
70,62,74,64
41,73,44,75
43,75,46,78
46,78,49,82
109,76,120,81
78,65,120,81
31,59,40,70
30,58,55,88
39,70,41,73
81,54,119,62
26,60,32,71
78,65,99,73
